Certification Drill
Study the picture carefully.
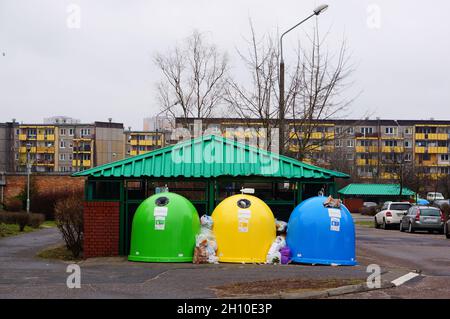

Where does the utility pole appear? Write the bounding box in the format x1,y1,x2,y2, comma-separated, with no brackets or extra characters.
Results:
278,4,328,155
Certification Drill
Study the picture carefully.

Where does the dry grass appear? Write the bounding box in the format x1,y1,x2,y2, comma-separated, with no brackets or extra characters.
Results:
211,278,365,297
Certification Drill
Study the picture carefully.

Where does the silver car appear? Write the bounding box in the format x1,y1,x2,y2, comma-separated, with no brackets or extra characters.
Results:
400,206,444,233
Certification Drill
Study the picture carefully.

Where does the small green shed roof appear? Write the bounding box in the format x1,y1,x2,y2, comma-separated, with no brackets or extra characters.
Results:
73,134,349,179
338,184,414,196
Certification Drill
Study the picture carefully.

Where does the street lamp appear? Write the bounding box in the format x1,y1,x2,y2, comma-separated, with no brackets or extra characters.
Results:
278,4,329,154
26,143,32,213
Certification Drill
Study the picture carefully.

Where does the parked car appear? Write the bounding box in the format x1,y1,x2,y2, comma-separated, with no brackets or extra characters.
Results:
374,202,412,229
426,192,445,202
399,206,444,233
431,199,450,209
359,202,379,215
445,217,450,239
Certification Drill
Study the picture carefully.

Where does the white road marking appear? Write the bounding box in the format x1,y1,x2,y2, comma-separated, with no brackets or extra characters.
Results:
390,272,420,287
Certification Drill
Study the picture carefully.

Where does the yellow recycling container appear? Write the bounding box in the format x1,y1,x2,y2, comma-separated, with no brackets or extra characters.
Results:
212,194,276,263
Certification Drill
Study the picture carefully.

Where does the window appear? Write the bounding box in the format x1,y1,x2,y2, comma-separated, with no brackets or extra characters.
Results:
384,140,398,147
347,127,354,134
16,129,20,135
59,154,66,161
69,128,74,136
361,140,373,146
385,127,395,134
60,140,66,148
345,153,354,161
404,153,412,162
360,127,373,135
404,141,411,148
346,139,354,147
404,127,412,134
335,139,342,147
80,128,91,136
441,154,449,161
335,127,342,134
60,128,66,136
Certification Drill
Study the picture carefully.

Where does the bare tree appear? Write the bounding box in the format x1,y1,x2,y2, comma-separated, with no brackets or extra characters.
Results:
287,23,356,160
225,21,356,156
155,31,228,121
224,21,279,149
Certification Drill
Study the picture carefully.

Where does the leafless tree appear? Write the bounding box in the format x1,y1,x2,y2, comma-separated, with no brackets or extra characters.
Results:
224,21,279,149
155,31,229,121
287,23,356,160
225,20,357,156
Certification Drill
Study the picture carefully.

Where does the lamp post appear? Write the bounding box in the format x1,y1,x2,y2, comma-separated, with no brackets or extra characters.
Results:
26,143,32,213
278,4,329,155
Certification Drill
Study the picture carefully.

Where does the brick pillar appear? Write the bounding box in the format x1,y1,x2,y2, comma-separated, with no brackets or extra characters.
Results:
83,201,120,258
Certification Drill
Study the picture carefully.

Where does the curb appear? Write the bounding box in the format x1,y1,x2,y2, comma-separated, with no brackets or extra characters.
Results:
222,280,397,299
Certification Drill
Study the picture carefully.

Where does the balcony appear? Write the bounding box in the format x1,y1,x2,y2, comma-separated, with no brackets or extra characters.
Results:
36,147,55,153
381,146,404,153
19,146,37,153
415,133,448,140
355,132,380,139
72,160,92,167
381,172,397,179
415,146,448,154
357,159,378,166
37,134,55,141
35,160,55,166
428,147,448,154
355,146,378,153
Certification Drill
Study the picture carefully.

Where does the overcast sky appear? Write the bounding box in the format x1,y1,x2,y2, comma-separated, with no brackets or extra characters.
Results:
1,0,449,130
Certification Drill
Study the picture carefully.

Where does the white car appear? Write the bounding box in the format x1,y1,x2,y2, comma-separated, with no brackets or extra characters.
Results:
374,202,412,229
426,192,445,202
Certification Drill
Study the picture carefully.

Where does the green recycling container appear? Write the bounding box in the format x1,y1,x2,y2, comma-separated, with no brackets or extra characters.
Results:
128,192,200,262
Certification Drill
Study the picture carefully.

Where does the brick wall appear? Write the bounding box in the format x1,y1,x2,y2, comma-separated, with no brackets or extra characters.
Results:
83,201,120,258
343,198,364,214
2,174,85,203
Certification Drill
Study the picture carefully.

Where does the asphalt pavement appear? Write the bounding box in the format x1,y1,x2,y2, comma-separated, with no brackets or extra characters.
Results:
1,220,449,299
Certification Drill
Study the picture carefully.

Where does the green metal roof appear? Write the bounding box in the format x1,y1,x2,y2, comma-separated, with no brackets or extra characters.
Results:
73,134,349,179
338,184,414,196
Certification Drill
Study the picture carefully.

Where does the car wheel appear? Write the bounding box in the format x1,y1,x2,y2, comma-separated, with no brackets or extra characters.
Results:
408,222,414,233
399,222,404,232
374,218,380,229
445,224,450,239
382,219,387,230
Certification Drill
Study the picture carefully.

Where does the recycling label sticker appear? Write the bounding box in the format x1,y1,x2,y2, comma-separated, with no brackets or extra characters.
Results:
238,209,251,232
330,217,340,232
155,216,166,230
154,207,168,230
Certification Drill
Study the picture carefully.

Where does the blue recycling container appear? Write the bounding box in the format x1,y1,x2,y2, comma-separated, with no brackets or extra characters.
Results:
286,196,357,266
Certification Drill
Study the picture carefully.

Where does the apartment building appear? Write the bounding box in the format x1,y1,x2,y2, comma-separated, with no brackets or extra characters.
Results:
125,131,165,157
1,117,125,173
174,117,450,181
0,121,19,172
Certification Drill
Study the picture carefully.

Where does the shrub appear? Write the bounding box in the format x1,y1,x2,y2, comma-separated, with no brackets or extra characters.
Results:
31,190,84,220
360,206,379,216
54,196,84,258
4,198,23,212
0,211,46,231
441,203,450,221
28,213,45,228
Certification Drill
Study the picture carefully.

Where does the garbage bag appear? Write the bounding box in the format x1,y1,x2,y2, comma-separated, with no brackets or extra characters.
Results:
200,214,214,229
275,219,287,233
280,246,291,265
266,236,286,264
266,251,281,264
